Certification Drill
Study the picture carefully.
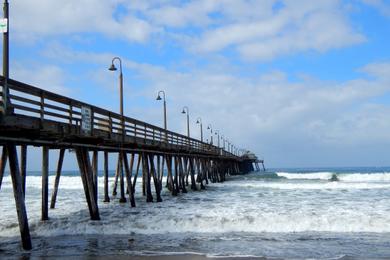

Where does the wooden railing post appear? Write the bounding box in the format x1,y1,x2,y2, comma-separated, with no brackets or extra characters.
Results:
69,102,73,133
108,113,112,138
40,92,44,125
144,124,147,143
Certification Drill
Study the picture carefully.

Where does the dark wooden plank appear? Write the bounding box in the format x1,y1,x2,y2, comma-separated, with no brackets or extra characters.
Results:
118,152,126,203
143,153,153,202
132,154,142,195
103,151,110,202
20,145,27,197
0,146,8,191
6,143,32,250
92,150,98,201
123,152,136,207
173,156,179,196
149,154,162,202
50,148,65,209
178,156,187,193
75,148,93,217
112,156,119,196
189,157,197,191
42,147,49,221
76,148,100,220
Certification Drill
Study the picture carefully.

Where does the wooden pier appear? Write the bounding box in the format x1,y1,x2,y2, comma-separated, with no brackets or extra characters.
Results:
0,76,261,250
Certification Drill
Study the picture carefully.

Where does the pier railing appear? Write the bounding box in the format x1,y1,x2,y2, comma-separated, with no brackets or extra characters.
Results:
0,76,235,158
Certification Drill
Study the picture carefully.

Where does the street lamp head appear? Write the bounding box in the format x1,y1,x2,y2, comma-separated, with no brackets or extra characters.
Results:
196,119,200,124
181,109,186,114
108,63,117,71
156,94,162,101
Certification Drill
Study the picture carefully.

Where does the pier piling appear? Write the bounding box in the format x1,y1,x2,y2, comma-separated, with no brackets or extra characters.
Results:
0,146,7,190
6,143,32,250
50,148,65,209
41,146,49,221
103,151,110,202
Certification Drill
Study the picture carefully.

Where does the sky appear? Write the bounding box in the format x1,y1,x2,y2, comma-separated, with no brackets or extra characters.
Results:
2,0,390,169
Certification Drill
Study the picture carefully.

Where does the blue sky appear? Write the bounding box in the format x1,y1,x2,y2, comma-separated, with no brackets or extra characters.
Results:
3,0,390,169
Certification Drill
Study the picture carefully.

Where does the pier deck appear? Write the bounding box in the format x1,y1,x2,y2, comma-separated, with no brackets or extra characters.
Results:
0,76,261,250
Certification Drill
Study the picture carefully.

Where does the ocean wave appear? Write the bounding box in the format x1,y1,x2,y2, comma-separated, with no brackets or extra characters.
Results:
229,182,390,190
276,172,334,180
2,206,389,236
276,172,390,182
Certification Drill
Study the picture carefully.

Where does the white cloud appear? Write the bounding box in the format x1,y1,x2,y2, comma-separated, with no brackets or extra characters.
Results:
11,0,155,43
11,62,70,95
39,47,390,152
361,0,390,16
10,0,365,61
191,0,365,60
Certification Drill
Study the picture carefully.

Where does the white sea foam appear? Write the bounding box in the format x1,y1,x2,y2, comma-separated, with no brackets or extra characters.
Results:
1,173,390,238
229,181,390,190
276,172,390,182
338,173,390,182
276,172,334,180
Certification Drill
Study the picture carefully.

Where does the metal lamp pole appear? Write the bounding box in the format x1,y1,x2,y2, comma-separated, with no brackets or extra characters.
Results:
214,130,220,148
207,124,213,144
108,57,124,135
2,0,9,114
156,90,167,141
196,117,203,142
181,106,190,137
108,57,126,203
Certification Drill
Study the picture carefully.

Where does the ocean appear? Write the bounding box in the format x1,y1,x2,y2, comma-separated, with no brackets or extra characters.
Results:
1,167,390,259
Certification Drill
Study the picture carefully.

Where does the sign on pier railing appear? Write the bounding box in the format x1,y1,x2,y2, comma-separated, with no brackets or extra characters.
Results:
81,106,92,134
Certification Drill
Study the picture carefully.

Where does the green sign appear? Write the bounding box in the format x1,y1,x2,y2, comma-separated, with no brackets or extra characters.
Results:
0,18,7,33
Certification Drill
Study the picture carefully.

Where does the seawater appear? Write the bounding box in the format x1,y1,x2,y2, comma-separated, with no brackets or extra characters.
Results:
1,168,390,259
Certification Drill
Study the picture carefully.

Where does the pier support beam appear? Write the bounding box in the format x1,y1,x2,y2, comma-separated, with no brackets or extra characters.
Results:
118,152,126,203
123,152,136,207
189,157,197,191
92,150,98,201
75,148,100,220
165,155,175,195
50,148,65,209
112,156,120,196
173,156,180,195
178,156,187,193
132,154,141,194
143,153,153,202
103,151,110,202
0,146,7,190
149,154,162,202
41,146,49,221
7,143,32,250
20,145,27,197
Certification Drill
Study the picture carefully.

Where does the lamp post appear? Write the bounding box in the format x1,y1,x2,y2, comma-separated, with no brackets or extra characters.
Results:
196,117,203,142
156,90,167,141
181,106,190,138
108,57,124,134
2,0,9,114
214,130,220,148
221,135,225,150
108,57,126,203
207,124,213,144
